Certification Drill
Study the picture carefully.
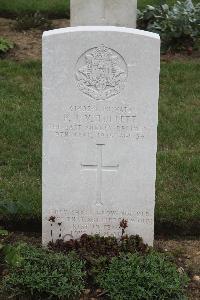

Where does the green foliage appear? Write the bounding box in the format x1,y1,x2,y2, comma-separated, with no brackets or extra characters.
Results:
0,227,8,237
0,0,199,19
97,251,189,300
2,243,85,300
0,38,14,57
138,0,200,52
48,234,149,284
3,243,24,268
139,0,199,10
14,11,52,31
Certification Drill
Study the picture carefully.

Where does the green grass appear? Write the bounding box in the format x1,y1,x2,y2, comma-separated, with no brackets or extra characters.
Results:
0,61,41,222
0,0,70,18
0,59,199,234
156,60,200,234
0,0,199,18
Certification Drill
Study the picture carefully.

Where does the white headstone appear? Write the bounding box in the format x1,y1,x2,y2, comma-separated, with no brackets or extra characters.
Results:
71,0,137,28
42,26,160,246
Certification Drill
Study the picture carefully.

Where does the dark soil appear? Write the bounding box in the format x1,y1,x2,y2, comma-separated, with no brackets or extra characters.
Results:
0,18,69,61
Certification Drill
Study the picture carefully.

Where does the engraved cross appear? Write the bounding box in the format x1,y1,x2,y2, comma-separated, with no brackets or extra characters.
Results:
81,144,119,206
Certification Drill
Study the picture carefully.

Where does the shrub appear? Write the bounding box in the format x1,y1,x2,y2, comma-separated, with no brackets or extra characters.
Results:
137,0,200,53
2,243,85,300
0,37,14,57
14,11,52,31
97,251,189,300
48,234,149,284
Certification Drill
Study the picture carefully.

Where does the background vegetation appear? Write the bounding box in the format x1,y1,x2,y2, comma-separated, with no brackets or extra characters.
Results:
0,1,199,299
138,1,200,53
0,242,189,300
0,0,70,18
0,38,14,57
0,59,199,234
0,0,199,235
0,0,199,18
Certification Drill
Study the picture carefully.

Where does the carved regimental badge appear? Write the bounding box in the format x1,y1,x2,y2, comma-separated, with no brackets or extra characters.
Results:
75,45,128,101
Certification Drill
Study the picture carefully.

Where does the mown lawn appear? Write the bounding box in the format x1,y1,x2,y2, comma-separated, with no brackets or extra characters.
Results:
0,0,70,18
0,0,199,18
0,59,199,234
0,61,42,223
156,60,200,234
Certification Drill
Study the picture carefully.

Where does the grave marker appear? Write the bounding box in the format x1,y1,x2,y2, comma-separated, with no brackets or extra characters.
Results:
71,0,137,28
42,2,160,246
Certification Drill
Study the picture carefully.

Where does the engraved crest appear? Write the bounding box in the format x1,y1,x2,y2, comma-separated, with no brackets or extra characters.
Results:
75,45,128,101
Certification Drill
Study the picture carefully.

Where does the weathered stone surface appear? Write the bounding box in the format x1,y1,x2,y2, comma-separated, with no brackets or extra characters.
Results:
71,0,137,28
42,27,160,246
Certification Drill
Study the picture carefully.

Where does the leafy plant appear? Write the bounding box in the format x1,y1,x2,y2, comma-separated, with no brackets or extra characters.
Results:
97,251,189,300
0,37,14,57
14,11,52,31
0,227,8,237
137,0,200,52
48,233,149,284
2,243,85,300
3,243,24,268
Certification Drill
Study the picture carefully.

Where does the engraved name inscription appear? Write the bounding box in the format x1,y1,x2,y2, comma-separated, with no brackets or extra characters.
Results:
48,105,146,140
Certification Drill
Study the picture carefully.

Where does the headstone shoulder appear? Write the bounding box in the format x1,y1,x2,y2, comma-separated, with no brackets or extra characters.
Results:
43,26,160,40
